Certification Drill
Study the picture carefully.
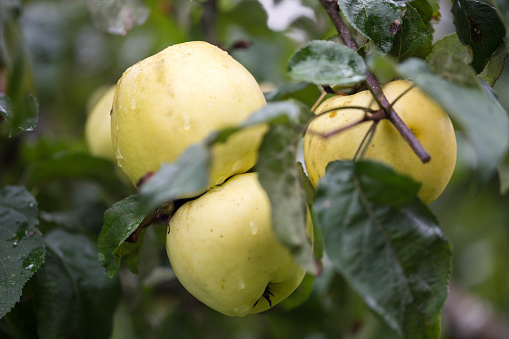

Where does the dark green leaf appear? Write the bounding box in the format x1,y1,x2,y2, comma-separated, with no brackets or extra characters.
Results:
478,42,508,86
390,5,433,60
338,0,402,53
40,199,108,236
33,247,79,338
1,33,39,137
122,228,147,275
34,230,121,338
0,91,38,138
82,0,149,35
398,58,509,182
138,142,211,214
0,186,45,318
407,0,434,21
451,0,506,73
257,123,317,274
26,152,123,188
287,40,366,85
314,160,451,338
98,195,146,278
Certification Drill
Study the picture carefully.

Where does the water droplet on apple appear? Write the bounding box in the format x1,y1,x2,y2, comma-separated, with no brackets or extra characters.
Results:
215,176,227,186
233,305,250,317
183,115,191,131
249,221,257,235
238,278,246,289
208,186,224,193
131,99,136,109
232,161,242,171
115,149,124,168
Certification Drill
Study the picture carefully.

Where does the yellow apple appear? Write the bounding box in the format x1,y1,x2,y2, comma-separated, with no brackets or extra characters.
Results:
111,41,267,187
304,80,457,204
166,173,313,316
85,85,116,161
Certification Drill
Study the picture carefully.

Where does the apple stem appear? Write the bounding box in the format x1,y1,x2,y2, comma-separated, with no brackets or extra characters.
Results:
318,0,431,164
125,204,175,243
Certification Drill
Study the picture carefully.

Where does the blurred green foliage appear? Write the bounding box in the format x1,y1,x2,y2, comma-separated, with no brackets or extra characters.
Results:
1,0,509,338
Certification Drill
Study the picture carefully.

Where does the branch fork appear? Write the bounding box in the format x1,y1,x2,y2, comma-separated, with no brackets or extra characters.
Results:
318,0,431,163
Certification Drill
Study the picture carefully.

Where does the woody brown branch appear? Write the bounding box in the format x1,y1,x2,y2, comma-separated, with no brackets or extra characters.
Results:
318,0,431,163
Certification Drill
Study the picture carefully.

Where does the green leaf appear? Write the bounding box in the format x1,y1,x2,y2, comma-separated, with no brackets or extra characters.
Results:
451,0,506,73
0,186,45,318
338,0,402,53
264,82,309,102
298,162,315,207
257,123,317,274
278,273,315,310
34,229,121,338
215,100,307,143
314,161,451,338
390,5,433,61
287,40,366,86
138,142,211,214
398,58,509,183
97,195,146,278
0,87,38,138
427,33,473,65
498,163,509,195
427,51,480,88
82,0,149,35
478,42,508,86
367,53,399,84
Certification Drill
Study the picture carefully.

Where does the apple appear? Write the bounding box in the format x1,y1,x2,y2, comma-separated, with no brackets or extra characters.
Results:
304,80,457,204
111,41,267,187
166,173,313,316
85,85,116,161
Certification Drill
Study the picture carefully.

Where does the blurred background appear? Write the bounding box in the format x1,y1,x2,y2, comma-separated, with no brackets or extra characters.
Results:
1,0,508,338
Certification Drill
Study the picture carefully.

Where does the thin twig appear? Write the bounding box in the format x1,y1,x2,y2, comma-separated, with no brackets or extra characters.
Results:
201,0,218,45
318,0,431,163
354,121,378,161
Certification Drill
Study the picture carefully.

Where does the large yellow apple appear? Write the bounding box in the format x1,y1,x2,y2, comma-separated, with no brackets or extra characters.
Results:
85,85,116,161
111,41,266,187
304,80,457,204
166,173,313,316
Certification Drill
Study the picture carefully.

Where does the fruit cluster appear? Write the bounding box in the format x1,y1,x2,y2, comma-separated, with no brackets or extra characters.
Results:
85,40,456,317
